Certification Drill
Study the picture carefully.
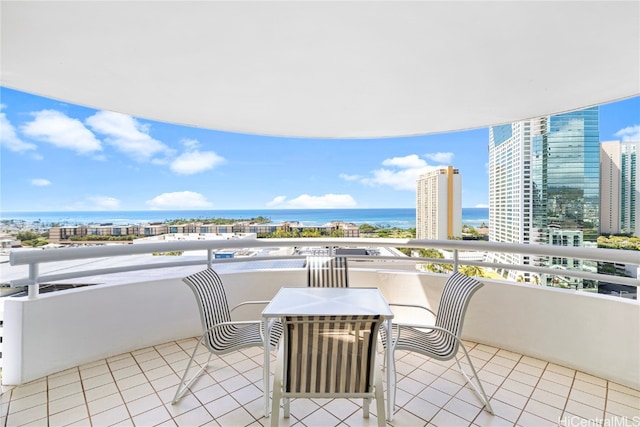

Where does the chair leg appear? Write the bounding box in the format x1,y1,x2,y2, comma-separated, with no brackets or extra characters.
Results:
363,397,370,418
390,348,398,412
455,345,494,414
271,347,283,427
283,398,290,418
172,336,212,404
374,367,386,427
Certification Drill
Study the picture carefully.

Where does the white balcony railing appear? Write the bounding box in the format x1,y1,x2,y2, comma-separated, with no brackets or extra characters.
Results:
3,238,639,392
9,238,640,297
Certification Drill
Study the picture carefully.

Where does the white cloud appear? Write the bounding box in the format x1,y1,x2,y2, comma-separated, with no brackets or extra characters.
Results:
424,152,454,164
171,151,225,174
21,109,101,154
31,178,51,186
86,111,172,162
267,194,357,209
181,138,200,150
360,154,436,190
475,203,489,208
0,105,37,152
339,173,361,181
87,196,121,210
170,139,226,175
614,124,640,141
382,154,427,169
146,191,213,209
267,196,288,207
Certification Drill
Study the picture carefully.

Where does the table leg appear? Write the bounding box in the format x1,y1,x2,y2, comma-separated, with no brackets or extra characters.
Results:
263,317,270,418
386,319,394,421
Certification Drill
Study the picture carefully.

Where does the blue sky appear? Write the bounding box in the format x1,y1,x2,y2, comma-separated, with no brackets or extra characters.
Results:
1,87,638,212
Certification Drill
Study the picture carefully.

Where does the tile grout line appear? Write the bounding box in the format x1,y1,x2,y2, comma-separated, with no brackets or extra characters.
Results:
511,355,550,426
425,342,488,426
76,366,90,427
557,366,577,426
105,352,135,425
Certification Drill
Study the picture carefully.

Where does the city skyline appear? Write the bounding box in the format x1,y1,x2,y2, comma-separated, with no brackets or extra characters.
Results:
488,107,602,285
1,87,638,212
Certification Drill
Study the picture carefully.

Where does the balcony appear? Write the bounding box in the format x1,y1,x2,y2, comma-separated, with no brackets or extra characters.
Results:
1,238,638,426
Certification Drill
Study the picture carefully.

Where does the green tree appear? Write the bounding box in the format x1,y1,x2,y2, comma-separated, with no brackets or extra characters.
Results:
15,231,40,241
416,248,453,273
459,265,484,277
301,229,321,237
359,223,377,234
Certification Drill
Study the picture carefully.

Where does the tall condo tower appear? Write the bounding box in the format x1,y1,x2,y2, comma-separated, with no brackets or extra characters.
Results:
416,166,461,240
488,107,600,285
600,141,639,236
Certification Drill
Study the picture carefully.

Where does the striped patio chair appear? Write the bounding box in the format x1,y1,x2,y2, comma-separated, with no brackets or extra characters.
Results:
381,272,494,414
306,255,349,287
172,268,283,404
271,315,385,427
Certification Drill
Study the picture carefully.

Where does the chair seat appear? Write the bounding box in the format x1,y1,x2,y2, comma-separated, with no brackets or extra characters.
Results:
208,321,283,353
380,325,454,360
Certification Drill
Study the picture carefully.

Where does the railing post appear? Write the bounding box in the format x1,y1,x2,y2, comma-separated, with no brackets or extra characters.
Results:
207,249,213,269
28,263,39,299
453,249,459,273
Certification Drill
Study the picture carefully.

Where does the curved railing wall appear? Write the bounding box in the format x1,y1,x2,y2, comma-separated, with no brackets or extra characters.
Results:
8,238,640,294
3,238,639,390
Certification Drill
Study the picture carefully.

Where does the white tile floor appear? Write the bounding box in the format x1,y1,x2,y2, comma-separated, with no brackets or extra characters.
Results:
1,339,638,426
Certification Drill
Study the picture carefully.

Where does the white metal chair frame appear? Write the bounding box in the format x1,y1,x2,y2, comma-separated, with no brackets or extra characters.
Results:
271,315,385,427
383,272,494,415
172,268,282,404
306,255,349,287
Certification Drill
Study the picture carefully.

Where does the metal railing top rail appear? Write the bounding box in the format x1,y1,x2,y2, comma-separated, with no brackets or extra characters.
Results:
8,238,639,297
10,238,640,265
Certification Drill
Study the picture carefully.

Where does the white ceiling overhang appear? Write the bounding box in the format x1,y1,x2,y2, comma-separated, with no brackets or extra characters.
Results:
1,1,639,138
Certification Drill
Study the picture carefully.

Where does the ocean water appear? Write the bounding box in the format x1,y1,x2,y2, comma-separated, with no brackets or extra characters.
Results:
1,208,489,228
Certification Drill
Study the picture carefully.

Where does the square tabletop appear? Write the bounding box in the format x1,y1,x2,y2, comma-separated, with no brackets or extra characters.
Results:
262,287,394,318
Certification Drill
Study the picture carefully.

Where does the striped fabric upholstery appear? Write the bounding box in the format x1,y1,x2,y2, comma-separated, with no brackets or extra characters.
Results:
283,315,381,394
182,268,281,353
381,272,494,414
306,256,349,287
387,272,483,359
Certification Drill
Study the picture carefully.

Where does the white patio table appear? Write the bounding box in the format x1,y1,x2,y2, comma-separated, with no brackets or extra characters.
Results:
261,287,395,421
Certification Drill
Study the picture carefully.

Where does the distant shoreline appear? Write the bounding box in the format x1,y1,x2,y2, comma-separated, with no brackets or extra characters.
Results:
1,207,490,229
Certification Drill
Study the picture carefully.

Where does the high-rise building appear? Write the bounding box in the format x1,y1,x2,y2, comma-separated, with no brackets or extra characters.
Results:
488,107,600,285
600,141,639,236
416,166,461,240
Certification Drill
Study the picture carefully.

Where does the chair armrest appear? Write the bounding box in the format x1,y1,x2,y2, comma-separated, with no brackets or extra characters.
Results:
387,302,437,317
203,320,262,333
230,300,271,314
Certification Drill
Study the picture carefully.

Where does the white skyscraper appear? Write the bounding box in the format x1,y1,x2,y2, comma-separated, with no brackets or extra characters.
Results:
600,141,639,236
488,107,600,285
416,166,461,240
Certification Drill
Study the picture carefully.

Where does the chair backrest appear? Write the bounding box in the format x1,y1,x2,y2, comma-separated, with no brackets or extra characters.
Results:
282,315,382,395
306,256,349,287
435,272,484,353
182,268,233,352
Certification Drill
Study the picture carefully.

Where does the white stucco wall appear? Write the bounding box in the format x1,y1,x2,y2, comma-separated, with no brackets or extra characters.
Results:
3,267,638,392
